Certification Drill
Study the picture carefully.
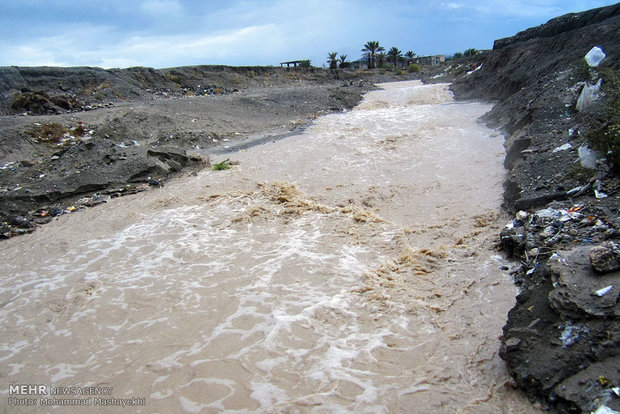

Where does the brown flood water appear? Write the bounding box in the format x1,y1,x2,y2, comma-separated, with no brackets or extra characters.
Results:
0,81,540,413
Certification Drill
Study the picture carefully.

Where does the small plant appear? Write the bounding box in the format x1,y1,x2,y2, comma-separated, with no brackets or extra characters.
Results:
26,123,68,143
212,160,231,171
299,60,312,69
167,73,182,84
571,59,592,83
73,123,87,137
407,63,420,73
463,48,478,57
395,69,402,76
585,67,620,173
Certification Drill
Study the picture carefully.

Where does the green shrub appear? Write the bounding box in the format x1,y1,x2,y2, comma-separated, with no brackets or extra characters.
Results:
299,60,312,69
167,73,182,84
395,69,402,76
586,68,620,173
407,64,420,73
571,59,591,82
212,160,231,171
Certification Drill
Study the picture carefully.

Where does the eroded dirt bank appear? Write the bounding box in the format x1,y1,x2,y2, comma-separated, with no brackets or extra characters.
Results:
435,4,620,413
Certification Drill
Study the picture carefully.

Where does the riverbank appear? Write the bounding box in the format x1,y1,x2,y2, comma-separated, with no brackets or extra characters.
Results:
436,4,619,413
0,4,618,412
0,66,408,237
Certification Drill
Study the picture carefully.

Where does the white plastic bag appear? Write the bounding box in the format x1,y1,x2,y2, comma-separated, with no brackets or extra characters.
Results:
578,144,599,169
576,79,601,112
585,46,605,67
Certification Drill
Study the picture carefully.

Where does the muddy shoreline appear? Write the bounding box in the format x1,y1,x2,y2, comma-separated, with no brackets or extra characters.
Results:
0,67,407,237
443,4,620,413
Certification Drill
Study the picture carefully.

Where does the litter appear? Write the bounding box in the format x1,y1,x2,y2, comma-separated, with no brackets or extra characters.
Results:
594,180,608,199
553,143,573,152
584,46,606,67
550,252,568,265
576,79,602,112
578,144,600,169
592,406,619,414
599,376,613,387
118,140,139,148
516,211,529,221
568,184,590,197
560,323,588,348
594,285,613,297
535,208,562,219
595,190,608,199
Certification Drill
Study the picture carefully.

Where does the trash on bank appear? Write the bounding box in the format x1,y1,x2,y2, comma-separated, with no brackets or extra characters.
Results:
118,140,139,148
592,405,619,414
559,322,589,348
553,143,573,152
576,79,602,112
550,252,568,265
594,285,613,297
568,184,590,197
584,46,606,67
593,180,608,199
578,144,600,169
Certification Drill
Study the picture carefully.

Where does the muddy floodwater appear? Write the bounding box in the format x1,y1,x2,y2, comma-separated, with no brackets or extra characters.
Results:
1,81,539,413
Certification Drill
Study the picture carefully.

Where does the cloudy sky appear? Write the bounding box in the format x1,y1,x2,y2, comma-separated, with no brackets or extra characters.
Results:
0,0,616,68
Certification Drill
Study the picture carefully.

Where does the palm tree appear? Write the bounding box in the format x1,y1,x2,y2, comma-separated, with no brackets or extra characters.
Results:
327,52,339,69
376,52,386,68
339,54,347,69
387,47,403,68
361,41,384,69
405,50,415,64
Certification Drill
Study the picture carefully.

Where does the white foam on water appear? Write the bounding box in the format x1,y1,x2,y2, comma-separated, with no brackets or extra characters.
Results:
0,81,538,413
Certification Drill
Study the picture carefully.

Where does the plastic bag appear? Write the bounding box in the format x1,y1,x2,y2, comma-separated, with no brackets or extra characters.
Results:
576,79,601,112
578,145,599,169
585,46,605,67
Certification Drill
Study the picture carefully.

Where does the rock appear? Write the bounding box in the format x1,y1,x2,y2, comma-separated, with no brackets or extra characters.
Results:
548,247,620,318
589,243,620,274
9,216,32,228
516,210,529,221
554,356,620,413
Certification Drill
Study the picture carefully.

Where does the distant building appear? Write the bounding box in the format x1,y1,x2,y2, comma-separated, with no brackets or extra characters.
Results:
414,55,445,67
280,60,304,68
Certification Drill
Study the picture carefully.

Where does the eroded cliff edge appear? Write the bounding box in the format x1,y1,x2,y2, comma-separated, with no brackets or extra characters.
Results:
448,4,620,413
